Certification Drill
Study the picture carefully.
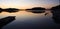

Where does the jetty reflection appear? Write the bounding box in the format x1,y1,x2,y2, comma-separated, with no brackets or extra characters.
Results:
0,16,15,29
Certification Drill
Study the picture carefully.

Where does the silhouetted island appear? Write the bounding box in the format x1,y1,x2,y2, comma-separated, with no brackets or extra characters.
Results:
4,8,19,13
50,5,60,24
0,16,15,29
26,7,46,13
0,8,3,13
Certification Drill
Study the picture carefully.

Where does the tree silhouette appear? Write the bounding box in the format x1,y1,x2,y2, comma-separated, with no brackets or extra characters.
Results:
51,5,60,11
0,8,3,13
51,5,60,24
4,8,19,13
26,7,46,13
32,7,46,10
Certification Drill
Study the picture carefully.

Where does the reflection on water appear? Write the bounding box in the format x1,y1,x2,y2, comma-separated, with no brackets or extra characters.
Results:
0,11,47,20
0,11,60,29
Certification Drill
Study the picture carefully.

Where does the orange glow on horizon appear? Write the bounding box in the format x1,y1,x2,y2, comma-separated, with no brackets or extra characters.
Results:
0,3,59,9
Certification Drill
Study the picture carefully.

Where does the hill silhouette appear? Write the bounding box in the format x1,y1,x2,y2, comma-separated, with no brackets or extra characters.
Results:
4,8,19,13
0,16,15,29
26,7,46,13
50,5,60,24
0,8,3,13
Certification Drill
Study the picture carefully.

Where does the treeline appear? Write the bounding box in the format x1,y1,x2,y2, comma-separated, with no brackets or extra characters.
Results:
0,8,19,13
50,5,60,24
26,7,46,13
0,5,60,13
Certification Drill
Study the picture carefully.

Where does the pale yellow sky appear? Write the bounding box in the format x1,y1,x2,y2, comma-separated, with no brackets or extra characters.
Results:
0,4,59,9
0,0,59,9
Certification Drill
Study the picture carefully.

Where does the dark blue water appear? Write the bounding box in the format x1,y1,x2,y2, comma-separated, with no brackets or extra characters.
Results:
0,11,60,29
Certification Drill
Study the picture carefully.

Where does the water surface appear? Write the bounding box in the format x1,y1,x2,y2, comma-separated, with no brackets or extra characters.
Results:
0,11,60,29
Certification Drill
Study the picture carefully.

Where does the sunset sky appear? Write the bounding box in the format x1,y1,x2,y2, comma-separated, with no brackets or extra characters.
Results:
0,0,60,9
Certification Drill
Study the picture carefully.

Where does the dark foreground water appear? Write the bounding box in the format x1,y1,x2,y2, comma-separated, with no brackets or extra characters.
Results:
0,11,60,29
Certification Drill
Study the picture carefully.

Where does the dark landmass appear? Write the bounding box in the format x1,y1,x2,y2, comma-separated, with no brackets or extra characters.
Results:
50,5,60,24
0,8,20,13
0,8,3,13
0,16,15,29
26,7,46,13
4,8,19,13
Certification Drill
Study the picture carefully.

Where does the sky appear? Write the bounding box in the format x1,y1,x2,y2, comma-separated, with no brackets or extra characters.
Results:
0,0,60,9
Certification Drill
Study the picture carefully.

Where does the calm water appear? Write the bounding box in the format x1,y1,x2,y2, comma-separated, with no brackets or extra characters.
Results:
0,11,60,29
